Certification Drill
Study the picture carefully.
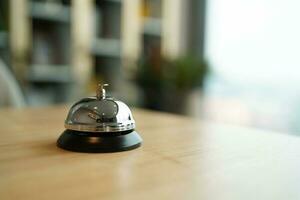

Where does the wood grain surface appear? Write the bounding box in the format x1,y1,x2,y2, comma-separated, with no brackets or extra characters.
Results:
0,106,300,200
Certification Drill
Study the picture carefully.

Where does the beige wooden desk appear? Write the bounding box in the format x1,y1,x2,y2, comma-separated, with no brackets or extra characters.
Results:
0,106,300,200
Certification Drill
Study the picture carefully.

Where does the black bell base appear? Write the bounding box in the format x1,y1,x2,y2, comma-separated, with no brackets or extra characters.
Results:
57,129,142,153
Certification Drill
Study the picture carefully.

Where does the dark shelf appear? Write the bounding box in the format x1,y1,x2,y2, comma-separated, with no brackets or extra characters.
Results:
143,18,161,37
91,38,121,58
0,31,8,49
30,2,70,23
28,64,72,83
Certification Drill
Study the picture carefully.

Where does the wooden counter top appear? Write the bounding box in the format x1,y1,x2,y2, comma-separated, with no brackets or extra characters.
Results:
0,106,300,200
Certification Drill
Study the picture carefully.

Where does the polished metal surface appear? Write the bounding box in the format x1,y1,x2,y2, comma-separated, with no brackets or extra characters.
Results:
96,83,109,99
64,84,135,132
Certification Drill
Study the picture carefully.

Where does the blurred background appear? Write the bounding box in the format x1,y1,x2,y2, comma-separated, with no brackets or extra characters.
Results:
1,0,300,135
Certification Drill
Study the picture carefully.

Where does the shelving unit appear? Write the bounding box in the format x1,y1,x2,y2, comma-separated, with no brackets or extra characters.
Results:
7,0,197,106
28,1,71,105
92,0,122,92
122,0,189,65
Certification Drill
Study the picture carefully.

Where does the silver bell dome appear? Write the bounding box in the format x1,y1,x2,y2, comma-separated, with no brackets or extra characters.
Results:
64,84,135,132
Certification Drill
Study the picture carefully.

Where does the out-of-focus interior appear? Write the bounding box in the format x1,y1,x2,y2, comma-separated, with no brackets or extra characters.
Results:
1,0,300,135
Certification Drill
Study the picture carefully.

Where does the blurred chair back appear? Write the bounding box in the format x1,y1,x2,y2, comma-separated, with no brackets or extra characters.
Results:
0,59,26,108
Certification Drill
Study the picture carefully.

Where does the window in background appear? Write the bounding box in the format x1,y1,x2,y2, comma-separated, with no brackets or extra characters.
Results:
204,0,300,134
